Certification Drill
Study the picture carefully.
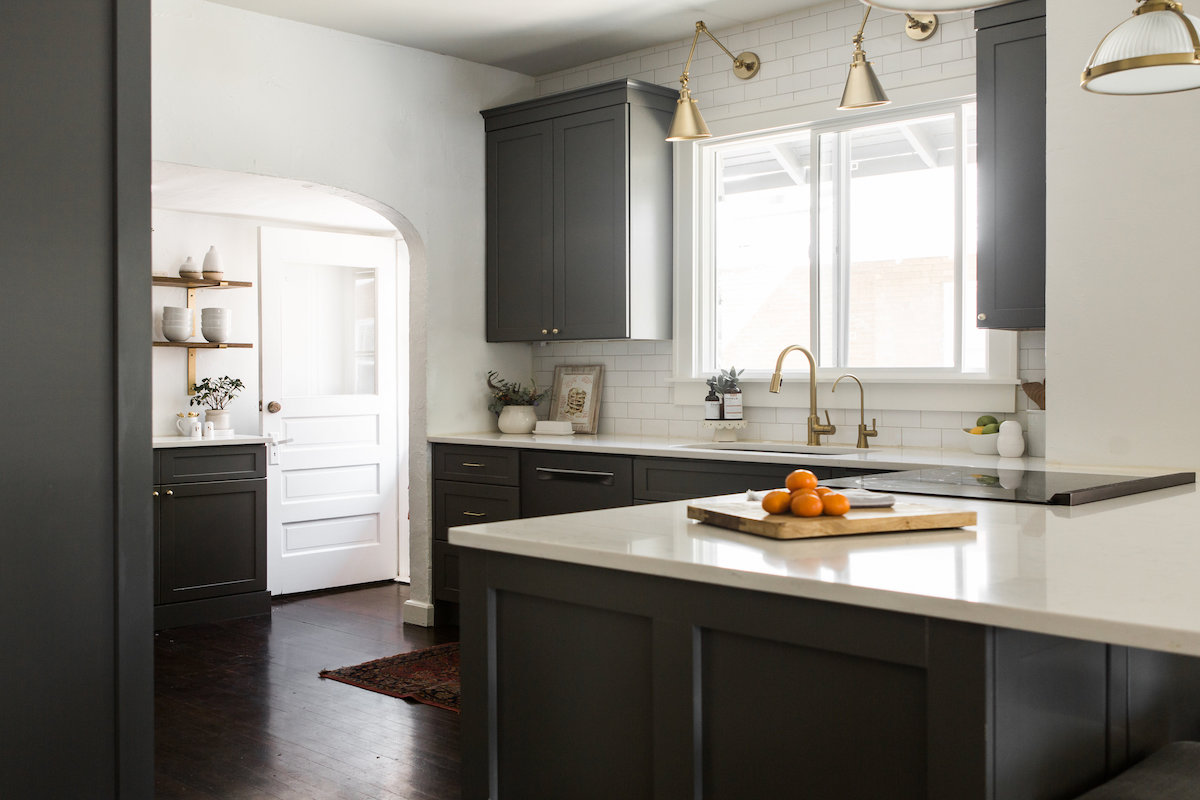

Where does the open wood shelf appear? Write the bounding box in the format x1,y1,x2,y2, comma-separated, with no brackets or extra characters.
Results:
154,274,254,392
152,276,253,289
153,341,252,349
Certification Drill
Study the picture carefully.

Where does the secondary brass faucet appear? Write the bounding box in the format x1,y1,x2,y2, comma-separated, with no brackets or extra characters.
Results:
832,373,878,449
768,345,836,446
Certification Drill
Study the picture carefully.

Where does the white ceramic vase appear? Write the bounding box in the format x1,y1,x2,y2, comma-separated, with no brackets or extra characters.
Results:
205,409,232,430
497,405,537,434
996,420,1025,458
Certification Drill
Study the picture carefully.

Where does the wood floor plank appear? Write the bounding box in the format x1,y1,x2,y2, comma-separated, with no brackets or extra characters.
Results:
156,582,461,799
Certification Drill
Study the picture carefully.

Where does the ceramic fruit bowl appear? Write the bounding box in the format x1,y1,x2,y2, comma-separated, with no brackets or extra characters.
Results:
963,429,999,455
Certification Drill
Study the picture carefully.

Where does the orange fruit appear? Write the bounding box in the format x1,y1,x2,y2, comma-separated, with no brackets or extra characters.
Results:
822,492,850,516
761,490,792,515
785,469,818,493
790,491,824,517
814,486,834,497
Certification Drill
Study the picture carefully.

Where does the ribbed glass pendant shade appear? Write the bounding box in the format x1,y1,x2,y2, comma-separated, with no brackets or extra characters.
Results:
862,0,1016,11
1082,2,1200,94
839,53,891,110
666,89,711,140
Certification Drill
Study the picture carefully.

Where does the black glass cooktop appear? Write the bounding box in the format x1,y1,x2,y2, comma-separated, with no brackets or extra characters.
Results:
824,468,1195,505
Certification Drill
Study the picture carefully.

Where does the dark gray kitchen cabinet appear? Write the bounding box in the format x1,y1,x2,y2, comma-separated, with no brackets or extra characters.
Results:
975,0,1046,330
521,450,633,517
482,79,676,342
154,445,269,630
633,457,875,503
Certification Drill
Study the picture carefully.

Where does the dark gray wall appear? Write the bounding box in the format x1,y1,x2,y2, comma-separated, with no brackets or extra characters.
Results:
0,1,153,796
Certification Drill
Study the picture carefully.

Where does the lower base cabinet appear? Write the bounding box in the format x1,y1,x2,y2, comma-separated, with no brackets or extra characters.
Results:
459,549,1200,800
154,445,269,629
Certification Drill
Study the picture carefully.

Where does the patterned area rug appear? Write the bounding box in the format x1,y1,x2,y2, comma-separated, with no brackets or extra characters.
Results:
320,642,460,712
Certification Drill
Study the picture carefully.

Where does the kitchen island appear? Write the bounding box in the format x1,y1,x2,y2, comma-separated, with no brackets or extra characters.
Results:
451,484,1200,799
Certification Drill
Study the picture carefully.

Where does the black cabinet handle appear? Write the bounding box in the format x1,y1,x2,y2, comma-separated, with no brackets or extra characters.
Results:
534,467,615,485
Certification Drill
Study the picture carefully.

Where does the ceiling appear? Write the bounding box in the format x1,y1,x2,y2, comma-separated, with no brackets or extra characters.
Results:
207,0,830,76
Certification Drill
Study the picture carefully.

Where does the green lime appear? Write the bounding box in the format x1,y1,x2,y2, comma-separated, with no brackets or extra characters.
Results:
982,423,1000,435
976,414,999,427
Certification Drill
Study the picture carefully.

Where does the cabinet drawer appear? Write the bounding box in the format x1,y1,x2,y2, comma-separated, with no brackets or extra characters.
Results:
433,541,460,602
520,450,632,518
633,457,876,503
434,444,520,486
435,481,520,542
157,445,267,484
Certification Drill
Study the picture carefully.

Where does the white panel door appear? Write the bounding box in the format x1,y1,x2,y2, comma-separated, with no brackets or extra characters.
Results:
260,227,402,595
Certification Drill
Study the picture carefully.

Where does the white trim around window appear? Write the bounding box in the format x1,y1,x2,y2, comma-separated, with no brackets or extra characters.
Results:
672,97,1019,414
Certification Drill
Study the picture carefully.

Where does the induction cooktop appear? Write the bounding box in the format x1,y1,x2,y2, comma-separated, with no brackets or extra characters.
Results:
824,468,1195,505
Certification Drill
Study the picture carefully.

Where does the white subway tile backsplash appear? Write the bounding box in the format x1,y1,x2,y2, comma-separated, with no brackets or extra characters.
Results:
615,355,643,371
628,371,657,387
614,387,642,403
641,387,670,404
760,423,793,441
628,341,656,355
615,418,643,435
603,342,630,356
882,410,922,428
642,419,670,437
921,410,962,429
902,428,943,448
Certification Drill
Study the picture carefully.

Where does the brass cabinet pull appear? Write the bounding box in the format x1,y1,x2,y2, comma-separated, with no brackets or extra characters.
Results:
152,490,159,497
462,511,487,518
542,329,549,335
164,490,174,496
461,462,485,468
977,313,987,321
552,328,559,334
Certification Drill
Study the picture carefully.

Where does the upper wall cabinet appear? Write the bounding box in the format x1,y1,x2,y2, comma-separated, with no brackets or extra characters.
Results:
482,80,676,342
975,0,1046,330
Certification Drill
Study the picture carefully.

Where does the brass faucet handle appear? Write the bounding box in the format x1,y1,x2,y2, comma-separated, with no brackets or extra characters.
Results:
855,419,878,449
823,410,836,432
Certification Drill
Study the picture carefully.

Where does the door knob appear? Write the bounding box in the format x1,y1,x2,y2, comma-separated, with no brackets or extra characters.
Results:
267,401,282,413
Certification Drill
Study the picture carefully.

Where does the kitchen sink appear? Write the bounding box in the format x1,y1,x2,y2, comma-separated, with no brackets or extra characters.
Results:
673,442,861,456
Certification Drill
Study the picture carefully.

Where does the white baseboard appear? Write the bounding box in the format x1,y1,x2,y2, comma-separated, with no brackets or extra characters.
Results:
402,599,435,627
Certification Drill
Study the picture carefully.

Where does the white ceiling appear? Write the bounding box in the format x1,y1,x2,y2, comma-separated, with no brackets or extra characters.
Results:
207,0,829,75
152,162,399,234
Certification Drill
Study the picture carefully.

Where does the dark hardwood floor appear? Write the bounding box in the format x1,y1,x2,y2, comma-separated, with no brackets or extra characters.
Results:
155,582,461,799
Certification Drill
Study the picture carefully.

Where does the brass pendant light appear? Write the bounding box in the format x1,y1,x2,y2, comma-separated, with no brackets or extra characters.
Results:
1082,0,1200,94
666,22,761,141
839,7,891,110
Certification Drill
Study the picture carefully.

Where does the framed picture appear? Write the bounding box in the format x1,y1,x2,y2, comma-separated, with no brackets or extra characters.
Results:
548,364,604,434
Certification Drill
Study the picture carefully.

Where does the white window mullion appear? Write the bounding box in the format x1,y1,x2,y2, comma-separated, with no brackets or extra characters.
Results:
835,130,852,369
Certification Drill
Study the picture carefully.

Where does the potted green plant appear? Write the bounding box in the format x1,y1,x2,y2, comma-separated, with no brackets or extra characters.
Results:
190,375,246,431
487,371,548,434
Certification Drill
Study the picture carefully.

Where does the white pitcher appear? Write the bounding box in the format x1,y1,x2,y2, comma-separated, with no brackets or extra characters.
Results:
176,412,202,438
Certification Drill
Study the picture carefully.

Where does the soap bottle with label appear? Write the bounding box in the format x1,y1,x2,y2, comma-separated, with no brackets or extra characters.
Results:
719,367,743,421
704,378,722,420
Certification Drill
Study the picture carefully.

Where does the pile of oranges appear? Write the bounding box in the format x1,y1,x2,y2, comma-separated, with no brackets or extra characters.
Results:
760,469,851,518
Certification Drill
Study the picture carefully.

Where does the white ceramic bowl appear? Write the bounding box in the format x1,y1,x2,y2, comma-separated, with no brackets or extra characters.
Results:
201,327,231,343
163,326,192,342
963,429,999,455
163,306,191,316
200,307,231,317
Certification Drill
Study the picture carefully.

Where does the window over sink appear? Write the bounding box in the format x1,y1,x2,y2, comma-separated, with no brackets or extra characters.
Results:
676,99,1016,405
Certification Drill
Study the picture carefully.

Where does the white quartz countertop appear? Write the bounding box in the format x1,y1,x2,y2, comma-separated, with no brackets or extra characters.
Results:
450,484,1200,657
153,434,272,448
429,431,1161,476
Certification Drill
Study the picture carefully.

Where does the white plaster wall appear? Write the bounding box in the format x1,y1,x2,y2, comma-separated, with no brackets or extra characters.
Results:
1046,0,1200,471
152,0,536,620
151,209,260,436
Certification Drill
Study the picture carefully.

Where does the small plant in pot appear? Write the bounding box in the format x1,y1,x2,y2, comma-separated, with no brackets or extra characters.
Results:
190,375,246,431
487,371,548,434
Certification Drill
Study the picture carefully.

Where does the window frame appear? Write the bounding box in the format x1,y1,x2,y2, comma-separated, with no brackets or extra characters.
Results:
672,99,1018,414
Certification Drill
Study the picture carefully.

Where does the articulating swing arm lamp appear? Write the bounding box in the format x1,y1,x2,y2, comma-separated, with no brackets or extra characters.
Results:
666,22,761,141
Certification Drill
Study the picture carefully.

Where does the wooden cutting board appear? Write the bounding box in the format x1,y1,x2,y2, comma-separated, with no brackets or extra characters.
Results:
686,497,976,540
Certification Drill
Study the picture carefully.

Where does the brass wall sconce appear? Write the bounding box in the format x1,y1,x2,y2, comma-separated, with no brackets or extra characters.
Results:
666,21,761,141
838,8,939,111
1082,0,1200,94
839,6,891,110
